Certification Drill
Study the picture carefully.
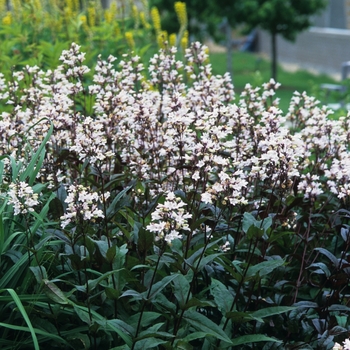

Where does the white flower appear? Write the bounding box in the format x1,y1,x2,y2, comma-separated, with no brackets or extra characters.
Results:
60,184,105,228
146,191,192,244
8,182,39,215
201,192,213,204
343,339,350,350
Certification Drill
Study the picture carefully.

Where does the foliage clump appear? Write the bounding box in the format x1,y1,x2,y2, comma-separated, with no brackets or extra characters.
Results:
1,42,350,349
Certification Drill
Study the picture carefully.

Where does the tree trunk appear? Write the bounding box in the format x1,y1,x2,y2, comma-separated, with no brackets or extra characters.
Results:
271,32,277,81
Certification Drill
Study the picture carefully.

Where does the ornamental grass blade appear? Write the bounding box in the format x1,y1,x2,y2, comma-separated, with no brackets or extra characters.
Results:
0,322,71,348
0,252,32,289
20,120,53,185
0,288,39,350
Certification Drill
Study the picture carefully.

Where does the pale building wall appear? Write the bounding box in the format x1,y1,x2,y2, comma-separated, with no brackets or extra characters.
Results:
258,0,350,77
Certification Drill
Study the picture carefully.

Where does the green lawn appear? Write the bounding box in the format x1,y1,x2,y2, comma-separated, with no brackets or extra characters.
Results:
209,51,339,113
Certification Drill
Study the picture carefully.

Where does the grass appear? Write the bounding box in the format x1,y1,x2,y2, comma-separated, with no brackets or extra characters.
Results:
209,50,340,113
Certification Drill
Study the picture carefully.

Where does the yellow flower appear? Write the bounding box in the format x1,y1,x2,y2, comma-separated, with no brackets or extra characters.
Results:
11,0,22,16
114,22,120,36
0,0,5,14
125,31,135,48
174,2,187,28
104,10,113,23
33,0,42,11
157,30,168,49
104,2,117,24
80,14,89,31
110,2,117,15
73,0,79,12
132,4,138,21
181,34,188,52
169,33,176,47
140,11,151,29
151,6,161,32
64,6,73,21
65,0,74,15
87,5,96,27
2,12,12,25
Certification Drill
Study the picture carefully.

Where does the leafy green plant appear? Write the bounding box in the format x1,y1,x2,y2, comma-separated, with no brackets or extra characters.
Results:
1,42,350,350
0,0,157,77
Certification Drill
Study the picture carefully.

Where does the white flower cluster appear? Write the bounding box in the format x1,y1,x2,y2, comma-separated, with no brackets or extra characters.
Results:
147,192,192,244
333,339,350,350
8,182,39,215
3,41,350,219
60,184,107,228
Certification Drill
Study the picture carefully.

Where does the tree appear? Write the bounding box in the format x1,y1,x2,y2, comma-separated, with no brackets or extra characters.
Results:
245,0,327,80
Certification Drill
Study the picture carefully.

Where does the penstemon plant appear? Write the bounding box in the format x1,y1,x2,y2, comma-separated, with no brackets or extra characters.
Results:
1,41,350,349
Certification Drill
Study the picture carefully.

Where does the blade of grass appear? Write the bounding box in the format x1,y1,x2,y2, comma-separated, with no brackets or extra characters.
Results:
0,288,39,350
20,119,53,185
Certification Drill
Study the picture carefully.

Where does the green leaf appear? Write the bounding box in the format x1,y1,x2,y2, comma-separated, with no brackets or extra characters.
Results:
154,292,177,311
136,323,175,349
185,238,222,269
29,266,48,284
183,309,233,344
246,259,284,279
210,278,234,315
67,333,91,349
97,319,133,347
183,297,216,310
92,238,109,259
85,269,123,293
197,253,223,271
106,185,132,219
142,274,179,300
129,312,162,330
73,304,92,325
243,212,272,239
138,228,154,253
242,212,258,233
113,244,128,270
106,245,116,263
42,279,69,304
247,225,264,239
314,247,339,267
181,331,209,342
231,334,281,347
105,287,120,300
225,311,254,323
120,289,144,300
251,306,295,323
173,274,190,308
134,338,168,350
328,304,350,312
